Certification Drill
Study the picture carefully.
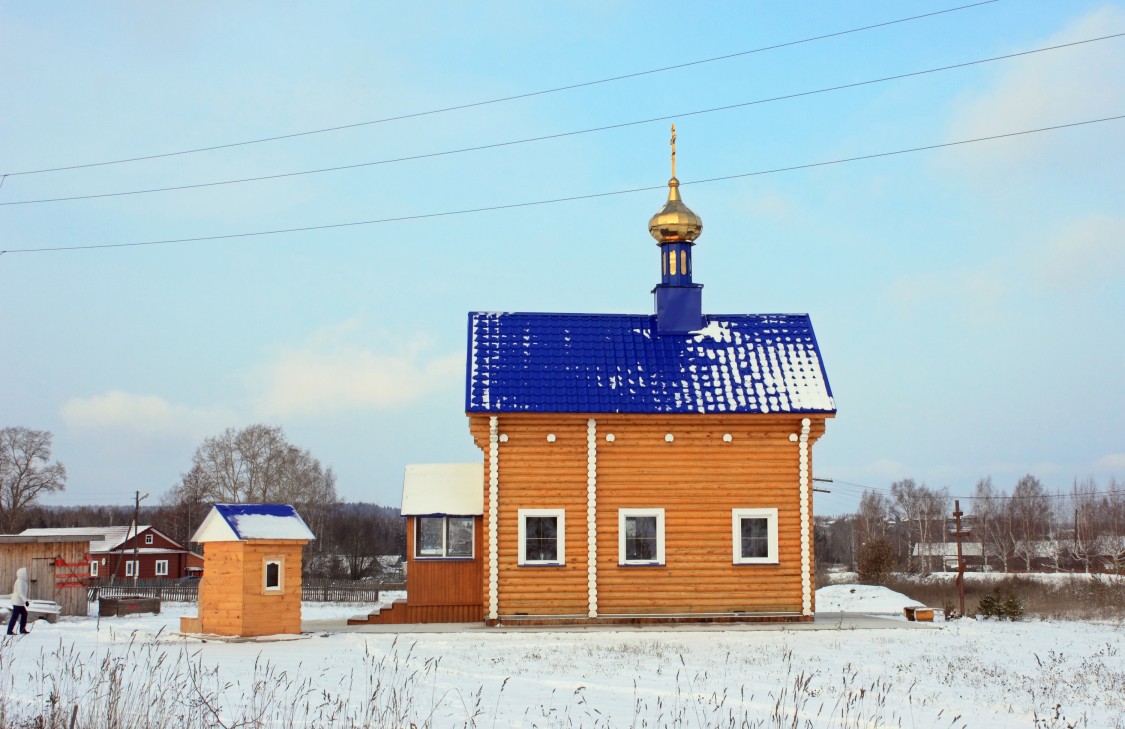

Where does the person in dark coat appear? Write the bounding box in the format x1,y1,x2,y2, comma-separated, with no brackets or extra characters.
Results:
7,567,30,635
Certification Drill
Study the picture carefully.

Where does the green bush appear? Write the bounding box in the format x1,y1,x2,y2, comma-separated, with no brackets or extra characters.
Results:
856,537,897,585
976,588,1025,621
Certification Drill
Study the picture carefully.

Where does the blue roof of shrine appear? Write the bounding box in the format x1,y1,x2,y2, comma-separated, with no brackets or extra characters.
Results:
466,312,834,415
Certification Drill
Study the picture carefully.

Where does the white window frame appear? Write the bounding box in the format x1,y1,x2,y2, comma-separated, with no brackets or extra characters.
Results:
124,560,138,577
414,516,476,559
263,557,284,593
145,533,154,545
732,508,779,565
154,559,169,576
517,509,566,566
618,508,666,566
89,560,99,578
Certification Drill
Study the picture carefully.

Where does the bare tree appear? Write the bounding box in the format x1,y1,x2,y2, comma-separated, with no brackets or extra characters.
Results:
1066,477,1101,573
890,479,948,573
168,425,337,532
1010,474,1051,571
857,490,890,542
972,477,1016,572
0,427,67,533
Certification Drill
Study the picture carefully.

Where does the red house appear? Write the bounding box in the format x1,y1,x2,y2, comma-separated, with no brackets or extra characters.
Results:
19,526,201,581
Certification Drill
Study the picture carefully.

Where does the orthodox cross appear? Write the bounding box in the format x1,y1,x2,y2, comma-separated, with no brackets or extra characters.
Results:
670,124,677,179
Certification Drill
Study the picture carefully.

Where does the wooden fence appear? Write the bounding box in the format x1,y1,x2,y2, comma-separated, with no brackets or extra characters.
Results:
88,579,406,603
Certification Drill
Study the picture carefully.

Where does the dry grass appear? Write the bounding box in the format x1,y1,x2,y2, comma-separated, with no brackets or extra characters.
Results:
873,574,1125,621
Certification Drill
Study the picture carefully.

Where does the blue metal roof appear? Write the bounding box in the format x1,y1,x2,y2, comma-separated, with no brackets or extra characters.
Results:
212,503,314,541
466,312,835,414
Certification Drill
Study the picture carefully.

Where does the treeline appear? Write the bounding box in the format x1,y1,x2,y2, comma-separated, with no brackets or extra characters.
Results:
20,501,407,580
816,475,1125,575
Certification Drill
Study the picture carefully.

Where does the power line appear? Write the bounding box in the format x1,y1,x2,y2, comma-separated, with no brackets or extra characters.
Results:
820,477,1123,502
7,30,1118,207
0,1,1002,178
1,113,1120,257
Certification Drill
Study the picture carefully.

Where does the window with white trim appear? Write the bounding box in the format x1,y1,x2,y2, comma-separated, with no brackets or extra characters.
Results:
263,557,284,592
145,533,154,545
125,560,138,577
154,559,169,576
89,560,98,578
415,516,475,558
732,508,779,564
618,508,665,565
517,509,565,565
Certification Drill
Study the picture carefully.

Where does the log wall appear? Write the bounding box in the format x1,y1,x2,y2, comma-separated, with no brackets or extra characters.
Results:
469,413,827,620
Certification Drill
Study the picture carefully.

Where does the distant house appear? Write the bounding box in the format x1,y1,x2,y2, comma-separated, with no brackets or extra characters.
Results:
912,542,985,572
354,137,835,626
180,504,315,637
19,525,201,581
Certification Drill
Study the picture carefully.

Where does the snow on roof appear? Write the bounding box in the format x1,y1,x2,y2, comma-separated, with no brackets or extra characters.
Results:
401,463,484,516
18,525,149,553
466,312,835,414
191,504,316,543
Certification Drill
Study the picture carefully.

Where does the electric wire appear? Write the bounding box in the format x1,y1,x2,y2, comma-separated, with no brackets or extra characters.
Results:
5,31,1119,207
820,477,1122,502
0,0,1001,178
1,113,1120,256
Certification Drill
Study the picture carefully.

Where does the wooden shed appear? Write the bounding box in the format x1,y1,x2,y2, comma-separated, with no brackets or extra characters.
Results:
353,138,836,627
352,464,483,625
179,504,314,637
0,534,94,616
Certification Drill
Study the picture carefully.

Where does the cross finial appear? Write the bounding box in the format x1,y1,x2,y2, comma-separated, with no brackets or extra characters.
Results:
670,124,677,179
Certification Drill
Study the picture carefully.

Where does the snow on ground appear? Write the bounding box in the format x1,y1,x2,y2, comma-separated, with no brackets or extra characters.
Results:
1,587,1122,728
816,584,923,613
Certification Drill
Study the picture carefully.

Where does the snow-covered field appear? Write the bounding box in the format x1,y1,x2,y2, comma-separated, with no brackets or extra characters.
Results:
1,587,1123,728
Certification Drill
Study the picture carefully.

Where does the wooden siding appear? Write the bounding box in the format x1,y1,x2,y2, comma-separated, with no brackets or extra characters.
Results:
404,515,484,607
191,540,306,637
349,601,483,625
0,541,90,616
469,413,827,620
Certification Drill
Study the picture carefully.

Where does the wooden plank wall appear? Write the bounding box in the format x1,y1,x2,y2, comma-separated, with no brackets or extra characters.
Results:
405,516,484,607
470,413,827,619
0,542,90,616
197,541,306,637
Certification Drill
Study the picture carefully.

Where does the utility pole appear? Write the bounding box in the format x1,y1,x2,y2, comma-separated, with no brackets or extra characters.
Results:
952,500,968,617
132,490,149,591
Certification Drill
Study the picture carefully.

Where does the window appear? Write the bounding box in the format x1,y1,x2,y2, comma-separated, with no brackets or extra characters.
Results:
154,560,169,576
518,509,565,565
145,533,153,545
732,508,779,564
415,516,475,558
89,560,98,578
124,560,138,577
618,509,665,565
263,557,284,592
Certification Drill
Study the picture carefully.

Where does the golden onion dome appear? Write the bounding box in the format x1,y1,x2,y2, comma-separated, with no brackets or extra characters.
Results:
648,177,703,244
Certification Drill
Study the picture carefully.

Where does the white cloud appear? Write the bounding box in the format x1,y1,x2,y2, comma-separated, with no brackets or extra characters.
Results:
885,259,1012,318
1032,214,1125,291
254,324,462,417
944,6,1125,176
61,391,233,438
1093,453,1125,476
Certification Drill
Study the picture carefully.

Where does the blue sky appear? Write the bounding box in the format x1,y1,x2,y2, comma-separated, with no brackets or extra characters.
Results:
2,1,1122,514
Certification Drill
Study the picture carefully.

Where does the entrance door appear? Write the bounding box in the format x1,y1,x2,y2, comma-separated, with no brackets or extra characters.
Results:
29,557,55,601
